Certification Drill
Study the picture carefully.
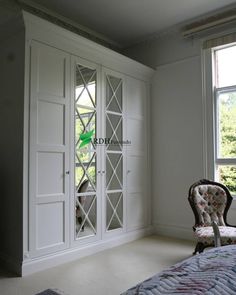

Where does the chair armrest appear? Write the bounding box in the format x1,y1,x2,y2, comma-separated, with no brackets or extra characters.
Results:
212,221,221,247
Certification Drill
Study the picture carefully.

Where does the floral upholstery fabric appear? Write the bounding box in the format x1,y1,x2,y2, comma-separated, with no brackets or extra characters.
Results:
190,184,227,226
195,226,236,245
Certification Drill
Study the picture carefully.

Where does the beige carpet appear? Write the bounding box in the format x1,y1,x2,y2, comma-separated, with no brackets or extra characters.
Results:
0,235,194,295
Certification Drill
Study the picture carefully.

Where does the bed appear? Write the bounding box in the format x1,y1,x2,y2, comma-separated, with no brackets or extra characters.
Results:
121,245,236,294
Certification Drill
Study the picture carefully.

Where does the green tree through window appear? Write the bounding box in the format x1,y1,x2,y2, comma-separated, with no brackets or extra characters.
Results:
214,45,236,195
218,92,236,194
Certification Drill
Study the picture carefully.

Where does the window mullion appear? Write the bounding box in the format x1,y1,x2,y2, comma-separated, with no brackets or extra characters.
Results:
214,88,220,160
216,158,236,165
216,85,236,93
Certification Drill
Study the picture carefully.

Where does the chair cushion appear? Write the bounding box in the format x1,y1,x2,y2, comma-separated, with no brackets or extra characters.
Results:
195,226,236,245
192,184,227,226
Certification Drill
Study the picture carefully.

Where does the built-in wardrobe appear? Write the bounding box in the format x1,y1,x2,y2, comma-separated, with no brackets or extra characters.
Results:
0,10,154,276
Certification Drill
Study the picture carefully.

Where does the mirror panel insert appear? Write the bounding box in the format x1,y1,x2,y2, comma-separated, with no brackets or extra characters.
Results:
75,64,97,239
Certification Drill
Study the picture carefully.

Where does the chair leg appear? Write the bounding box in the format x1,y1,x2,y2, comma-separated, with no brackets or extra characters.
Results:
198,242,205,254
193,242,205,255
193,243,199,255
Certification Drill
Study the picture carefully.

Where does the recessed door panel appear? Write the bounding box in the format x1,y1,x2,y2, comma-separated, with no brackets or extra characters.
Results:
127,118,144,153
37,46,66,97
126,77,145,117
37,100,65,145
36,202,65,249
127,155,144,192
37,152,64,196
127,193,146,230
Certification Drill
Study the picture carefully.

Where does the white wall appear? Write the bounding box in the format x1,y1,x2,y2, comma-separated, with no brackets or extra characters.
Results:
151,56,203,239
124,29,236,240
124,30,200,68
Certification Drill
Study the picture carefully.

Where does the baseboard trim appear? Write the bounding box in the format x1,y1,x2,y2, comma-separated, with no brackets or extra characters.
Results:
22,226,154,276
153,222,194,241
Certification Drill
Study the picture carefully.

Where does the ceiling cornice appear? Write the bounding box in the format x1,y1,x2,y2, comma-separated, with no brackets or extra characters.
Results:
17,0,122,51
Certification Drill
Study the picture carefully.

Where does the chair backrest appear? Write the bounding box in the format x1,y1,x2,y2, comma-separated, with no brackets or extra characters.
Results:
76,179,89,209
77,179,89,193
188,179,232,228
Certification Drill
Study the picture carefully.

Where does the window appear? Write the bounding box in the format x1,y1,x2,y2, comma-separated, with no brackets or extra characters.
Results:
213,45,236,195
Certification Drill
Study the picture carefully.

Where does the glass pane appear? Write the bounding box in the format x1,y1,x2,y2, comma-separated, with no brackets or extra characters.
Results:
106,192,123,230
218,92,236,158
76,65,96,107
106,113,122,151
216,46,236,88
75,154,96,191
216,165,236,195
106,154,123,190
106,75,122,113
75,109,96,192
75,63,97,239
75,107,96,147
76,194,97,238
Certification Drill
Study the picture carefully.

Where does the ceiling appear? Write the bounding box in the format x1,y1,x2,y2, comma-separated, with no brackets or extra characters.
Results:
21,0,236,47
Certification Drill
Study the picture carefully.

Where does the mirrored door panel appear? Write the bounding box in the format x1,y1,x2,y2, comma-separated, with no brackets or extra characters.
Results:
106,192,123,231
74,63,97,239
105,74,124,231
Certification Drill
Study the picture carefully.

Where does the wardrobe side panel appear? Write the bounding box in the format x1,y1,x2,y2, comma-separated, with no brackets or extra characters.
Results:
0,31,25,271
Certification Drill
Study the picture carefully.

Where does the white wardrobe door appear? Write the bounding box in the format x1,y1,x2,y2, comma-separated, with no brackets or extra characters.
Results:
29,41,70,257
71,56,102,245
102,69,125,237
126,77,149,230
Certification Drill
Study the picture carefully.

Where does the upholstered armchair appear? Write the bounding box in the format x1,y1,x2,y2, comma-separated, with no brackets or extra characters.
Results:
188,179,236,254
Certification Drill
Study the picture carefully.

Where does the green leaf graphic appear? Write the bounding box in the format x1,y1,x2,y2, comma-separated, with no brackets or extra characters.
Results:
80,130,94,140
79,129,94,148
79,138,91,148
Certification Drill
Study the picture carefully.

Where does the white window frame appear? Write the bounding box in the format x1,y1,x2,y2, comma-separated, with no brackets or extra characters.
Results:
203,43,236,200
